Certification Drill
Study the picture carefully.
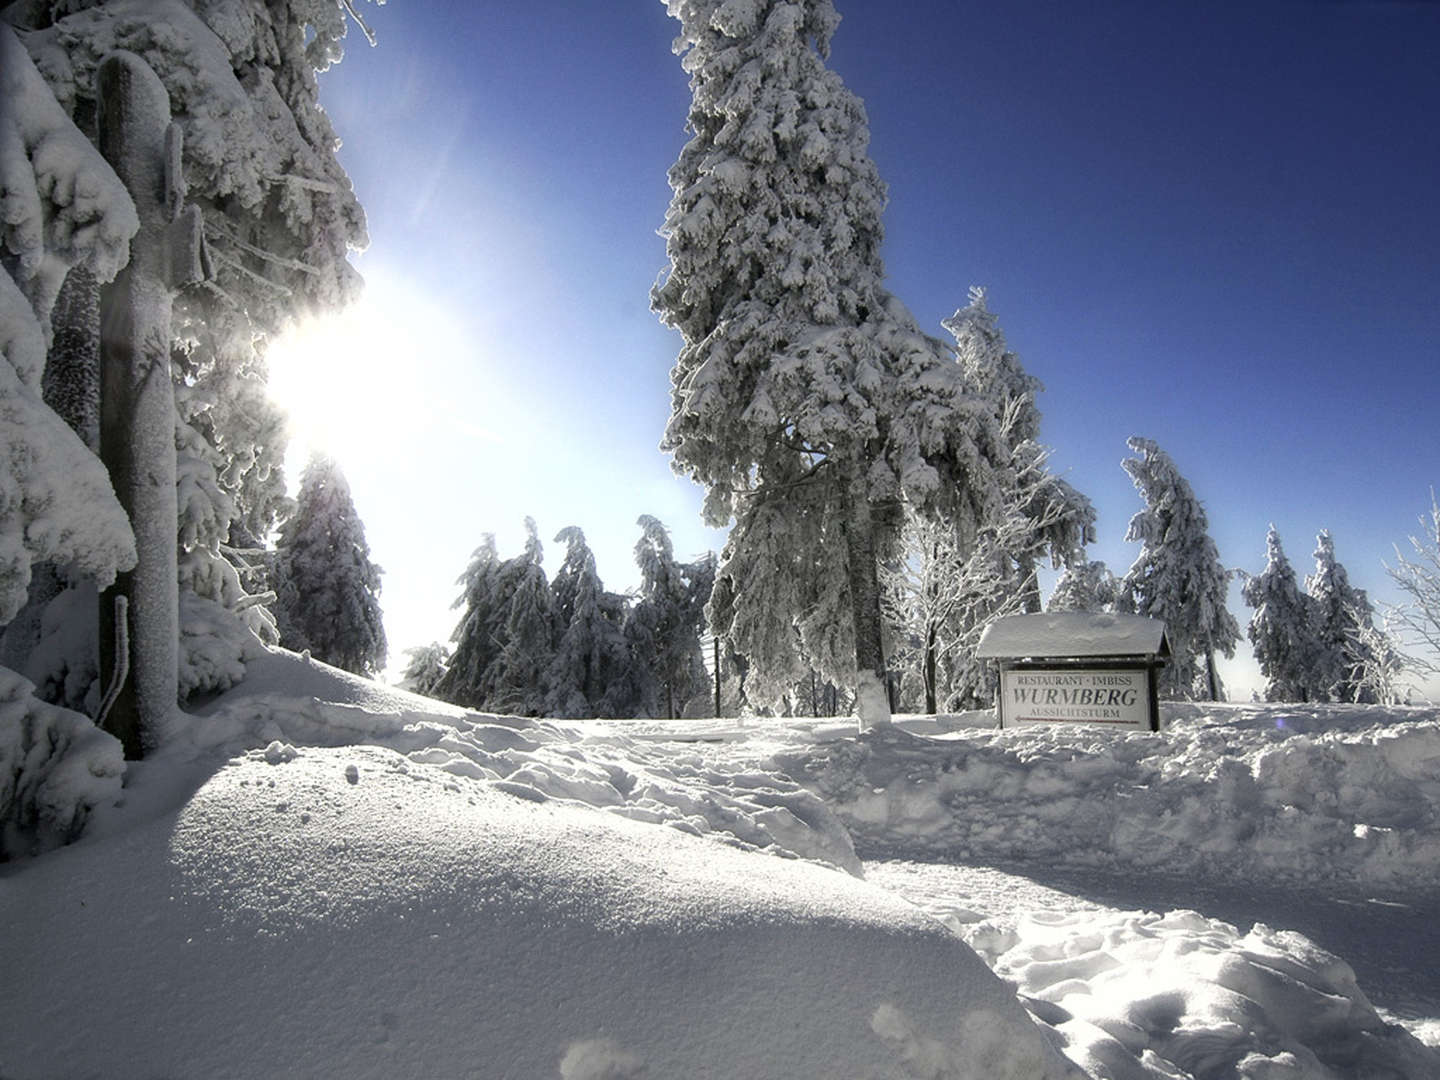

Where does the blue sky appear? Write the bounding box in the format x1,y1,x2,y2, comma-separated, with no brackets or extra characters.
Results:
267,1,1440,695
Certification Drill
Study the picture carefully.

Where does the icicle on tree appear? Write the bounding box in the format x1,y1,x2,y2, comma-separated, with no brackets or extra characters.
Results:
1118,437,1240,700
273,454,386,677
1241,526,1319,703
654,0,1008,729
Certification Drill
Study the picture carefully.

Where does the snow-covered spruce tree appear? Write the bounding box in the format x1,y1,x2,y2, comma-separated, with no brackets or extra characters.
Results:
1305,530,1382,703
544,526,630,719
435,535,508,709
1386,490,1440,679
398,642,449,698
942,287,1094,612
1047,559,1118,613
273,454,385,677
478,518,554,716
654,0,1007,727
624,516,708,719
1118,437,1240,700
1240,526,1320,703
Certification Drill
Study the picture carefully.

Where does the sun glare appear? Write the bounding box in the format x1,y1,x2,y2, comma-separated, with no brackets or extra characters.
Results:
264,266,487,483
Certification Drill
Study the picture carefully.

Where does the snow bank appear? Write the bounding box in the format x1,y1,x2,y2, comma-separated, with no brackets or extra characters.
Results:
0,744,1081,1080
775,705,1440,889
0,665,124,858
139,647,863,875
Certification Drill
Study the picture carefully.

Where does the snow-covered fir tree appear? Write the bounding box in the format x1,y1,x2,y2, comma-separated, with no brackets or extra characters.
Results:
876,292,1091,713
480,518,555,716
654,0,1008,726
435,535,508,709
544,527,631,719
1118,437,1240,700
1047,560,1118,613
942,287,1094,612
1241,526,1319,703
273,454,385,677
399,642,449,698
1306,531,1382,703
624,517,708,720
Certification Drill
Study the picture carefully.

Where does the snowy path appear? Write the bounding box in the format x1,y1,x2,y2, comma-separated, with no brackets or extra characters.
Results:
865,856,1440,1042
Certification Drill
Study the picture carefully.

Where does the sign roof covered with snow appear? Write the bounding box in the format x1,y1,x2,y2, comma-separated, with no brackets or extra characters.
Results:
976,612,1170,659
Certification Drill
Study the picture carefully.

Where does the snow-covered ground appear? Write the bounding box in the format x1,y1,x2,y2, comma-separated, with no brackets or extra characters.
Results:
3,649,1438,1079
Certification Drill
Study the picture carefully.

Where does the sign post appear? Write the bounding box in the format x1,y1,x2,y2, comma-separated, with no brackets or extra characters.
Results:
977,613,1170,732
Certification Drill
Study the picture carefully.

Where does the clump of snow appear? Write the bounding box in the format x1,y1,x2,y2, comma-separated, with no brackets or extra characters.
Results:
984,909,1437,1079
0,23,137,368
777,705,1440,889
178,589,265,700
0,741,1080,1080
0,665,124,859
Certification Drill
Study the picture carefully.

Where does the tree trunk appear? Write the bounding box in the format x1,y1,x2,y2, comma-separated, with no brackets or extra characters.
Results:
96,52,186,758
842,469,891,730
923,620,938,715
1205,644,1221,702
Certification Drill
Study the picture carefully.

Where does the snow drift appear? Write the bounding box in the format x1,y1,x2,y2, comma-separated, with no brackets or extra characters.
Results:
0,740,1079,1080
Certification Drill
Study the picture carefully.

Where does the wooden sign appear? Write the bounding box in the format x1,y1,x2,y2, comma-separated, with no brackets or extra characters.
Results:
999,666,1153,730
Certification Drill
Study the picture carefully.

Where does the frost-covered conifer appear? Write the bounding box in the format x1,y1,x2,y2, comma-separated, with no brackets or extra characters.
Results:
943,288,1094,611
435,536,508,709
1306,531,1381,703
544,527,630,718
273,454,385,676
1047,560,1118,614
1118,437,1239,700
624,517,708,719
1241,526,1319,703
654,0,1007,726
399,642,449,698
479,519,555,716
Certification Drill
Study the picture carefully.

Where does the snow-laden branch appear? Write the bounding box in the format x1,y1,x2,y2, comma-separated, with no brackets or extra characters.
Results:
206,221,321,277
1385,489,1440,676
207,248,293,296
